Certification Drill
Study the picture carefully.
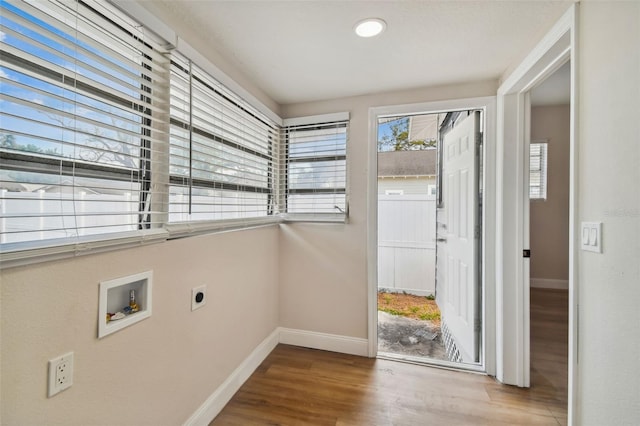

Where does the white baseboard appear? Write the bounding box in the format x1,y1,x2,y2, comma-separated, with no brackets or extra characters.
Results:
530,278,569,290
185,327,368,425
184,328,280,426
279,327,369,357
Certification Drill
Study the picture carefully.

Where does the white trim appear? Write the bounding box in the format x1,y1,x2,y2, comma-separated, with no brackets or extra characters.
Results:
279,328,369,357
495,4,577,424
165,218,281,240
523,91,532,388
280,214,347,224
0,229,169,269
498,8,574,95
567,9,580,424
367,96,497,370
282,112,350,127
367,106,379,358
183,328,280,426
530,278,569,290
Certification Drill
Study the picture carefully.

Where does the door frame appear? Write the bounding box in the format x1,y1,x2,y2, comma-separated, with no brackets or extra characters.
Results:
367,96,497,376
495,3,578,423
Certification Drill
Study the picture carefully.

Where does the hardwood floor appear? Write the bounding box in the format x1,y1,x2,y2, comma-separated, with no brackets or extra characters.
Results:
530,288,569,424
212,289,568,425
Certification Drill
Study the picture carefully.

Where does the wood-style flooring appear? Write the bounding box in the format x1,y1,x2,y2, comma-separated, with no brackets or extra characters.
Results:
212,288,568,425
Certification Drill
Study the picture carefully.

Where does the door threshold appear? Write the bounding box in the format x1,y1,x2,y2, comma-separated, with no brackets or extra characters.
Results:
377,350,486,374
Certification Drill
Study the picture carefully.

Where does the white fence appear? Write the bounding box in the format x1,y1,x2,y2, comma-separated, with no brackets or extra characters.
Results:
0,189,271,244
378,194,436,296
0,190,139,243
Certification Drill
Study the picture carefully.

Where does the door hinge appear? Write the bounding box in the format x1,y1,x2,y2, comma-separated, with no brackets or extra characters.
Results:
523,249,531,258
474,225,481,239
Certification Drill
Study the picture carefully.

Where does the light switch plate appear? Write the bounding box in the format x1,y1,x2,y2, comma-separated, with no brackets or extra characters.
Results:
581,221,602,253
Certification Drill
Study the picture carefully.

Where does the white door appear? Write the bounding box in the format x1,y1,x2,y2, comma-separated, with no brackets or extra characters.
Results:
437,112,480,363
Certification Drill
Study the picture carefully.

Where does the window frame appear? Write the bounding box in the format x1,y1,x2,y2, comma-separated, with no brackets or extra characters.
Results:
529,141,548,201
280,113,350,223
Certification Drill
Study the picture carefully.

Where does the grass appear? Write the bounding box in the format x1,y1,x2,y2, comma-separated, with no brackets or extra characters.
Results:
378,291,441,324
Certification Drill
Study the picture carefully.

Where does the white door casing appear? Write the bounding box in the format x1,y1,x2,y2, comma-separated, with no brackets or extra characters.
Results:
495,5,576,423
438,112,480,363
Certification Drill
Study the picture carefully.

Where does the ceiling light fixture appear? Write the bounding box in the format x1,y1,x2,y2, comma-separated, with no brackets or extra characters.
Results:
354,18,386,38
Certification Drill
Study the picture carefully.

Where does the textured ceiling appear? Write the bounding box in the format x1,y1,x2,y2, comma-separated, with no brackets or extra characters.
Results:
154,0,574,105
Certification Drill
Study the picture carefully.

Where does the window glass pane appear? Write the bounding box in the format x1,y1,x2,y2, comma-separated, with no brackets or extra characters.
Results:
0,0,166,247
284,122,348,216
529,142,548,200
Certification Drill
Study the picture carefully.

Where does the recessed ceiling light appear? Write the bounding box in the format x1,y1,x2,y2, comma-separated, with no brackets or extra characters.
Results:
354,18,386,38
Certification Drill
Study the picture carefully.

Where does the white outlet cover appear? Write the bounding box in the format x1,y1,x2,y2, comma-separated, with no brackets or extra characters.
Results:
192,285,207,311
48,352,74,397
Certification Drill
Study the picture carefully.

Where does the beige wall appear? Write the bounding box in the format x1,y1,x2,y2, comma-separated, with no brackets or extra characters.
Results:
530,105,570,281
279,81,498,338
1,226,279,425
576,3,640,424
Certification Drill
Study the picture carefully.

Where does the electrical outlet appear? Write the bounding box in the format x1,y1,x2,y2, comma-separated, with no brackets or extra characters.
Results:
191,285,207,311
48,352,74,397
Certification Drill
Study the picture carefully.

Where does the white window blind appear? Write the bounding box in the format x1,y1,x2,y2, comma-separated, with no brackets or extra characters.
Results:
280,114,348,221
168,52,278,228
0,0,170,252
529,141,548,200
0,0,351,264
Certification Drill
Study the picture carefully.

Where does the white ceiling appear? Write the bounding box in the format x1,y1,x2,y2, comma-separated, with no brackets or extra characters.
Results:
530,60,571,106
155,0,574,105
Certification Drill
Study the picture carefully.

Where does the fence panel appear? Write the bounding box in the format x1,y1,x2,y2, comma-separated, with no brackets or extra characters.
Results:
378,194,436,296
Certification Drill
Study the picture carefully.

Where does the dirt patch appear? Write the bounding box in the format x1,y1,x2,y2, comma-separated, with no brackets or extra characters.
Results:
377,292,441,325
377,311,447,360
377,292,448,361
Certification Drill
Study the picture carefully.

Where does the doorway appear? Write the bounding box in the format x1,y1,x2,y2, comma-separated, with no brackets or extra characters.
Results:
527,60,571,418
376,112,445,362
372,103,491,371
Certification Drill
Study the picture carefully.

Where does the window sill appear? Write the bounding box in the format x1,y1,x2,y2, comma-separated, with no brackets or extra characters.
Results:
165,217,282,240
0,229,169,269
1,214,349,269
279,213,348,224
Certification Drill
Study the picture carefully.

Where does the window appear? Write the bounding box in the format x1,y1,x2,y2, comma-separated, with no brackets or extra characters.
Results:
280,115,348,220
529,142,548,200
0,0,349,265
168,53,279,226
0,0,169,250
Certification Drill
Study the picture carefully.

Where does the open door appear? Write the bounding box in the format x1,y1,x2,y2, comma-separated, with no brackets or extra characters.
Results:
436,111,480,364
